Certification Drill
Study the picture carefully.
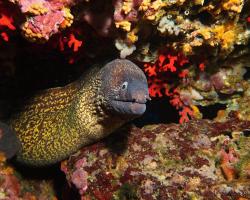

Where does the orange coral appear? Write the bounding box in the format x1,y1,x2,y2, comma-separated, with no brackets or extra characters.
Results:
219,148,239,181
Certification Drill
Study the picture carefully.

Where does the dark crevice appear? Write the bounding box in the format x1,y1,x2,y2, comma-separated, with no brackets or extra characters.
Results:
198,103,227,120
134,97,179,127
243,130,250,137
224,131,233,139
243,68,250,80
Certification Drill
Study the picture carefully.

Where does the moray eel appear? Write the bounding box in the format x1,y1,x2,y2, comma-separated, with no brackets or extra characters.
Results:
7,59,149,166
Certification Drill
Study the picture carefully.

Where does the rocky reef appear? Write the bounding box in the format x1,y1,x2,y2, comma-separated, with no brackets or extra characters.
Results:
0,0,250,199
0,111,249,199
0,144,56,199
61,112,250,199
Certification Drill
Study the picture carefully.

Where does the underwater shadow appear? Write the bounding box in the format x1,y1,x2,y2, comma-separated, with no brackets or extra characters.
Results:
9,160,69,200
103,124,133,155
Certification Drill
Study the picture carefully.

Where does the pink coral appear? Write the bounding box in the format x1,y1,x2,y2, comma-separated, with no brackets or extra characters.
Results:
23,11,65,41
10,0,74,41
113,0,141,22
18,0,49,14
71,169,88,195
62,158,88,195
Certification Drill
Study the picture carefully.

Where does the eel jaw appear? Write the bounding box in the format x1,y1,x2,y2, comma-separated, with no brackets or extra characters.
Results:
111,99,147,116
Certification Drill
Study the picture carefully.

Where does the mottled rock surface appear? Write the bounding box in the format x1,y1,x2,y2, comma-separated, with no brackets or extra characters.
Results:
0,125,57,200
0,112,249,200
63,112,250,200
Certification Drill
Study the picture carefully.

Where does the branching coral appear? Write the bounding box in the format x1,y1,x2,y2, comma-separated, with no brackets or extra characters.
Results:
54,30,84,64
142,49,202,123
0,2,16,43
67,33,83,52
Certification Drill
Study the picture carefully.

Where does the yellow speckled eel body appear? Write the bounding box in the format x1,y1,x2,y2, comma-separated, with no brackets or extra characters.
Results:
10,59,149,166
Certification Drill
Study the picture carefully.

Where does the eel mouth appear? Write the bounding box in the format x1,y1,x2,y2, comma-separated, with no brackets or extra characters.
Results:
111,99,147,115
113,99,147,104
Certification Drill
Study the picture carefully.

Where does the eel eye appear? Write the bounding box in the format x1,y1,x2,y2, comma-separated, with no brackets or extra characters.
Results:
121,81,128,90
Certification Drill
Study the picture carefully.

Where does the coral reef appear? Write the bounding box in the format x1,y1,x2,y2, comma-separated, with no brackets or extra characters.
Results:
62,112,250,199
0,0,250,198
111,0,250,122
1,0,250,122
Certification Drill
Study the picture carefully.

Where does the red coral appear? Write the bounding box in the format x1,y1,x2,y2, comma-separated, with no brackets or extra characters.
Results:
157,52,188,73
0,14,16,30
161,54,178,72
178,107,194,124
0,6,16,43
148,80,164,97
57,32,83,53
52,29,84,64
1,32,9,41
199,62,206,71
169,89,194,123
178,69,189,78
144,63,157,77
68,33,83,52
143,49,193,123
247,16,250,23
